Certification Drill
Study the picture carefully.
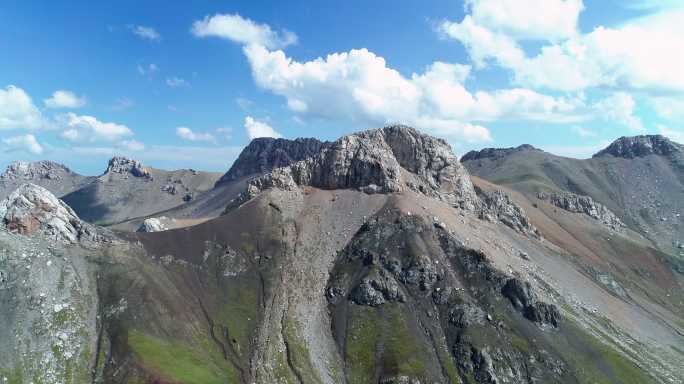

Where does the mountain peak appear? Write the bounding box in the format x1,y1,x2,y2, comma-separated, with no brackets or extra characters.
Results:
460,144,540,162
0,160,73,181
104,156,151,178
217,136,330,185
0,183,95,243
232,124,480,210
593,135,683,159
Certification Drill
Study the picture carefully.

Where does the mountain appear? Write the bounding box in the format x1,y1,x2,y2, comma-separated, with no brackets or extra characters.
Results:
461,135,684,264
0,160,94,199
0,126,682,384
58,157,222,225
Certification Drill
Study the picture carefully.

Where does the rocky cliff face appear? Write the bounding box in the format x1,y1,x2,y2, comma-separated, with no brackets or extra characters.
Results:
217,137,331,184
593,135,683,159
234,125,480,211
0,183,99,244
537,191,625,231
103,156,151,179
478,187,540,237
0,161,73,181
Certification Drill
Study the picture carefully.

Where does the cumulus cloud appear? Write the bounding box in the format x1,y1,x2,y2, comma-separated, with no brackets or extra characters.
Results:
176,126,215,142
0,85,44,130
658,125,684,143
441,6,684,92
241,45,588,141
191,13,297,49
463,0,584,41
2,134,43,154
44,90,86,109
129,25,161,41
166,77,190,88
244,116,282,139
594,92,644,132
651,96,684,121
58,113,133,142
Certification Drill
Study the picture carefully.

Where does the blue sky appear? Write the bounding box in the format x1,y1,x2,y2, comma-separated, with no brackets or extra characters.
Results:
1,0,683,174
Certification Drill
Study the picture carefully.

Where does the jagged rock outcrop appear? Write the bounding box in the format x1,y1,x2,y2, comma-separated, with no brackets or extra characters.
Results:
232,125,480,211
0,160,73,181
0,183,97,243
217,136,331,184
593,135,683,159
461,144,539,162
501,278,560,327
477,187,540,237
103,156,151,179
537,191,625,231
137,217,172,232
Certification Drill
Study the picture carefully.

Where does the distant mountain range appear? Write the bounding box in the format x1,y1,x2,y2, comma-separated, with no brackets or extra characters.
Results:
0,127,682,384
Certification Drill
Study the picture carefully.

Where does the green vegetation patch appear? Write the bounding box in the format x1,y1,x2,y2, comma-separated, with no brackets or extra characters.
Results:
216,280,259,355
344,303,429,383
127,329,237,384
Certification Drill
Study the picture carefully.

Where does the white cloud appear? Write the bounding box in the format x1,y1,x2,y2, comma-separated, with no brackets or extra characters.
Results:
137,63,159,76
235,97,253,110
129,25,161,41
166,77,190,88
120,139,145,151
58,113,133,142
215,127,233,139
464,0,584,41
244,116,282,139
572,126,597,138
0,85,44,130
176,126,215,142
191,13,297,49
441,8,684,92
44,90,86,109
242,44,588,141
2,134,43,154
651,96,684,121
594,92,644,132
658,124,684,143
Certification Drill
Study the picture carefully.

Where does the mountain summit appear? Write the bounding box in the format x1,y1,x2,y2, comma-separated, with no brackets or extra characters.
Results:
593,134,683,158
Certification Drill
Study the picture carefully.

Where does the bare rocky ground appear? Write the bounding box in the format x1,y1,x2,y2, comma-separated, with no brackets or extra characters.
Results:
0,127,682,384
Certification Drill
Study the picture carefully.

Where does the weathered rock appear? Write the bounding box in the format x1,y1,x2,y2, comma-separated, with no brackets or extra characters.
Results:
0,160,73,181
524,302,561,328
478,188,540,237
352,268,405,306
137,217,171,232
449,303,486,327
104,156,151,178
0,183,96,243
593,135,683,159
537,191,625,231
502,278,560,327
217,136,331,184
233,125,480,211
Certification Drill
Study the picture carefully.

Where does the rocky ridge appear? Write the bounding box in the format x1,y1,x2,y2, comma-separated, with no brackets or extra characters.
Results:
103,156,151,179
233,125,480,211
537,190,625,231
217,136,331,184
0,160,73,181
593,135,683,159
461,144,539,162
0,183,99,244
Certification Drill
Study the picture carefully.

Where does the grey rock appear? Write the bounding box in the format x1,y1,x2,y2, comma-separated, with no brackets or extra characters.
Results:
234,125,479,211
0,160,73,181
537,191,625,231
352,268,405,306
104,156,151,178
593,135,683,159
479,188,540,237
524,302,561,328
217,136,330,184
449,303,486,327
0,183,96,243
137,217,171,232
